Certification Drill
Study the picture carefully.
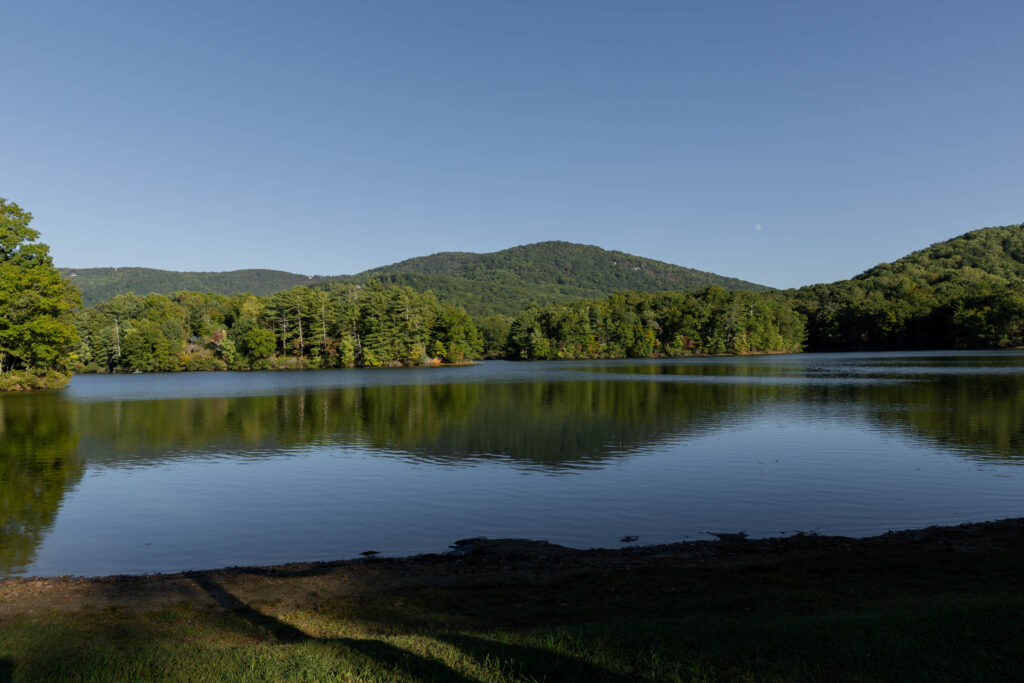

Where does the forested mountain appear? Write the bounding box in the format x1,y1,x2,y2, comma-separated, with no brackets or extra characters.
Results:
63,242,766,313
65,222,1024,366
860,222,1024,283
62,268,336,306
359,241,767,316
795,222,1024,350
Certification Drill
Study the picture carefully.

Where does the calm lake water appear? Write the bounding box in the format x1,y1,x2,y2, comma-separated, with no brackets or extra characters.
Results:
2,351,1023,577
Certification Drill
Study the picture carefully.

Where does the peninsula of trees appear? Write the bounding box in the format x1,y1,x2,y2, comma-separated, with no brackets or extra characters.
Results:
73,283,483,372
69,284,803,373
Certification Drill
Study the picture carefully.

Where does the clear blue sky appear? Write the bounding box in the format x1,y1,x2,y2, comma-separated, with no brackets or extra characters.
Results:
3,1,1021,288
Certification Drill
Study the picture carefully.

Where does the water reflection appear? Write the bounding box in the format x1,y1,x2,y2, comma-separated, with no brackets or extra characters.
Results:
65,369,1024,468
0,393,82,571
859,375,1024,462
74,380,760,468
3,352,1024,576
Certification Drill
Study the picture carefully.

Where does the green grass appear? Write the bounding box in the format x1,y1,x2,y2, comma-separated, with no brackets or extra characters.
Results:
2,539,1023,681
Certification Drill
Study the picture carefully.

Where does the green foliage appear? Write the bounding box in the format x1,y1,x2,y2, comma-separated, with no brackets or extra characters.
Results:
506,288,805,360
429,304,483,363
794,222,1024,350
0,392,82,570
240,327,276,366
0,199,81,379
0,370,71,391
73,282,486,373
357,240,768,317
477,314,513,357
63,242,767,317
62,268,336,307
67,222,1024,363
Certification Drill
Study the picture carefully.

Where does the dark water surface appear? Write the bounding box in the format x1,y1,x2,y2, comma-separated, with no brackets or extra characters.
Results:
2,352,1023,577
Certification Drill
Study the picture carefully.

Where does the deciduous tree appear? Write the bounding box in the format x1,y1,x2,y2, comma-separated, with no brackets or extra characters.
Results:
0,199,80,376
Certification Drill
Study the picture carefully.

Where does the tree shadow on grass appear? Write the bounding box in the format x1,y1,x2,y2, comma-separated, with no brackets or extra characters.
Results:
434,633,629,683
0,657,14,683
190,574,625,682
190,574,477,682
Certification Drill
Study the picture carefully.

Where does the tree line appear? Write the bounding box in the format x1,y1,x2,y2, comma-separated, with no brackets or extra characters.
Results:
5,194,1024,384
72,282,482,373
41,276,1024,375
502,289,806,360
68,286,808,372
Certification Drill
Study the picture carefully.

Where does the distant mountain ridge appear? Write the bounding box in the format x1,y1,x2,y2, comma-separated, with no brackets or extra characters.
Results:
63,241,767,313
60,268,336,307
359,241,768,316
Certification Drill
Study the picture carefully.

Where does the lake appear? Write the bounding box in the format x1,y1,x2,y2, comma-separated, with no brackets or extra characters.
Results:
2,351,1023,577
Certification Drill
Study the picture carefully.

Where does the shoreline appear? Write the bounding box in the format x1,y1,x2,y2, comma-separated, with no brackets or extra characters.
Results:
60,345,1024,380
2,516,1021,680
3,515,1021,595
16,347,1022,388
0,369,71,392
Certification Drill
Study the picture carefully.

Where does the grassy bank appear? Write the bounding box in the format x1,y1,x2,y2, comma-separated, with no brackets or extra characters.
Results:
1,519,1023,681
0,370,70,392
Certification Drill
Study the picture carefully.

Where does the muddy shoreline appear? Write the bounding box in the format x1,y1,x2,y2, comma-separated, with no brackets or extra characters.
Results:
3,517,1022,616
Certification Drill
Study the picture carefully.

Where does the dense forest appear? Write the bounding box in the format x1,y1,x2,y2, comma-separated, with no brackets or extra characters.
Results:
7,191,1024,385
65,221,1024,373
62,268,336,307
503,289,805,360
358,241,767,316
795,223,1024,350
64,241,766,314
72,282,482,373
69,286,803,373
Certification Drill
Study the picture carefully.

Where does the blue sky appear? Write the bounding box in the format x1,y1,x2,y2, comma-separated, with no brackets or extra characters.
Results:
3,1,1021,288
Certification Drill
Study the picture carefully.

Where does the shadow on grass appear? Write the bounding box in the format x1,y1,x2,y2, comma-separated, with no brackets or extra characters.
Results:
190,574,480,681
192,563,631,680
435,633,629,683
0,657,13,683
8,527,1024,681
190,573,623,681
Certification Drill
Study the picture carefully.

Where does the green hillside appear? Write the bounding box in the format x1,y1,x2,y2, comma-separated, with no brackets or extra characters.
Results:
854,222,1024,285
63,242,766,314
796,222,1024,350
357,241,767,316
61,268,336,307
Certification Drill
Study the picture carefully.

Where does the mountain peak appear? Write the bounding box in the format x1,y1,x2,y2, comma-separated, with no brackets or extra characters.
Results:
64,242,766,313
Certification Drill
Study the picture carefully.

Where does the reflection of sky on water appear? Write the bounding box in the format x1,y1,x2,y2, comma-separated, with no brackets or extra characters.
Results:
4,351,1024,577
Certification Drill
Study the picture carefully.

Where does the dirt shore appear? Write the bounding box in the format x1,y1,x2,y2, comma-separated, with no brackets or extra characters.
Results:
3,517,1022,618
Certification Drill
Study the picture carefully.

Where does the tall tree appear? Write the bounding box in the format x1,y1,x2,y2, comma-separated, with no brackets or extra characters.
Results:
0,199,81,376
